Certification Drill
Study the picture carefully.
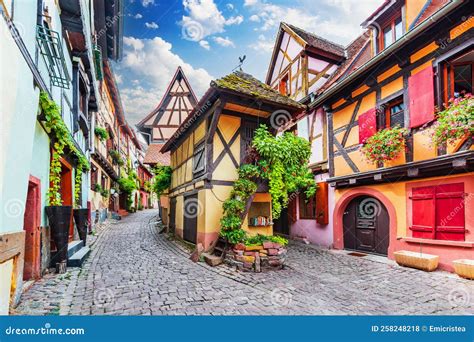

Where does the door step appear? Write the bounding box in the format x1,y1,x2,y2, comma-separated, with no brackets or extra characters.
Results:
67,246,91,267
67,240,84,258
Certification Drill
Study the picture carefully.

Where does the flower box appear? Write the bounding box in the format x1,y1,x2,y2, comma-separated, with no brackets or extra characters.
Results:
394,250,439,272
453,259,474,280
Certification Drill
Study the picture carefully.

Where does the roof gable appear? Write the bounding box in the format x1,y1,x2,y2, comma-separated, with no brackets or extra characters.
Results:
137,67,198,141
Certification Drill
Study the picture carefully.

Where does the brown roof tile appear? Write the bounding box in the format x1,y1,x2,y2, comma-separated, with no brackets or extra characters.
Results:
143,143,170,165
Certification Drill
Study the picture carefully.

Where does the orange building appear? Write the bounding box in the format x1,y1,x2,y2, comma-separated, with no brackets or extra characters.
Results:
306,0,473,271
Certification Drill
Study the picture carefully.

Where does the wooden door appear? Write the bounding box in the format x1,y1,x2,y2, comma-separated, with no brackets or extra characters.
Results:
183,194,198,244
23,177,41,280
169,197,177,234
273,208,289,235
343,196,389,255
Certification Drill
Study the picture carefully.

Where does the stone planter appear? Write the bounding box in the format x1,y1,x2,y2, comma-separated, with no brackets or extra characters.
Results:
453,259,474,280
394,250,439,272
225,241,286,272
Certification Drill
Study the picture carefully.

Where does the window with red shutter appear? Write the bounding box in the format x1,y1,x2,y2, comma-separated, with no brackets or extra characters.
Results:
358,107,377,144
299,193,316,219
408,66,435,128
410,183,465,241
410,186,436,239
435,183,465,241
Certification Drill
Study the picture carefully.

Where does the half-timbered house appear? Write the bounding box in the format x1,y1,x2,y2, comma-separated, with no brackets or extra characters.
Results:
265,22,372,247
161,71,304,249
307,0,473,271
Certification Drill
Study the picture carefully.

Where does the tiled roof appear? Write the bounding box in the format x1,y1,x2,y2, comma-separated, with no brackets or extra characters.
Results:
412,0,450,28
212,71,305,109
317,34,371,93
143,143,170,165
285,23,345,58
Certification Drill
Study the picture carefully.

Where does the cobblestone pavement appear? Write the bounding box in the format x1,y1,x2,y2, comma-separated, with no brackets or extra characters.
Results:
14,210,474,315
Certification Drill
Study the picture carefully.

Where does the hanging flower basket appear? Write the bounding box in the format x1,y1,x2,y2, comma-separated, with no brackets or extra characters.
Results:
361,126,408,164
432,94,474,147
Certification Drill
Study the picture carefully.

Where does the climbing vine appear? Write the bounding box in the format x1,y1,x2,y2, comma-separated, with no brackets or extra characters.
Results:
39,91,90,207
152,165,172,197
220,124,317,245
118,172,139,212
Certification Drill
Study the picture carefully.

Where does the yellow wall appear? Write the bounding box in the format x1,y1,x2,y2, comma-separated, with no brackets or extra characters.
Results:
405,0,428,29
212,115,241,181
381,77,403,99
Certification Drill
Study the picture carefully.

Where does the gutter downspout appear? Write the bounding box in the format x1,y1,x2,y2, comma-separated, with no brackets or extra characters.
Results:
306,0,464,110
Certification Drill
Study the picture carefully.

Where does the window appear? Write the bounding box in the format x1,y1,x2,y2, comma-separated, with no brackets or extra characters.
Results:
380,17,403,50
410,183,465,241
299,193,316,219
297,117,309,140
441,49,473,103
91,166,98,190
192,142,205,175
384,98,405,128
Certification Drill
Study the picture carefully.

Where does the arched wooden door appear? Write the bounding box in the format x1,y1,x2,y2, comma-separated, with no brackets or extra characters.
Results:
343,196,389,255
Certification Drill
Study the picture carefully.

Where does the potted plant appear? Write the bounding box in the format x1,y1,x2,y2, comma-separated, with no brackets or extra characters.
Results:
94,126,109,141
432,94,473,148
361,126,408,164
73,208,88,246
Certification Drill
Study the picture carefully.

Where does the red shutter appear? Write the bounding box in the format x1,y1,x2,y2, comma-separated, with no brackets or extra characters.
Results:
410,186,435,239
358,108,377,144
408,66,435,128
435,183,465,241
315,182,329,225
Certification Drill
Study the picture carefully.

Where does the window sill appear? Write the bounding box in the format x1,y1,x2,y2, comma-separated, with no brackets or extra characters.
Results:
399,237,474,248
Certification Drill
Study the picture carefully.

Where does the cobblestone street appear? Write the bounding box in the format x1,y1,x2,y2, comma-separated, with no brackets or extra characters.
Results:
14,210,474,315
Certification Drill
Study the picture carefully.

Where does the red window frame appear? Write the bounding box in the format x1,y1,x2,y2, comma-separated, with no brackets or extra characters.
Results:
299,192,316,219
279,73,290,96
442,58,474,104
384,98,404,129
379,16,402,51
410,183,465,241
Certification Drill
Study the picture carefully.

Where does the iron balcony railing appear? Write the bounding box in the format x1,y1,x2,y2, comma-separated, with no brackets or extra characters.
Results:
36,25,70,88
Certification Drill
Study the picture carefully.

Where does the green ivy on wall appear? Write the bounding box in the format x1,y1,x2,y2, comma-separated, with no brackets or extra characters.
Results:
220,124,317,245
39,91,90,207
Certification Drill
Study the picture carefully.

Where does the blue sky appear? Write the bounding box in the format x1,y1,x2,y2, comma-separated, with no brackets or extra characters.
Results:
115,0,381,126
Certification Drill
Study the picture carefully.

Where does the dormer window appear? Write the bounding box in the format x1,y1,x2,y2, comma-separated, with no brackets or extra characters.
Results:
381,17,403,50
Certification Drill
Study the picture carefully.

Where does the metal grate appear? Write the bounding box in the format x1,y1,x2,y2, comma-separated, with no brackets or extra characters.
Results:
36,25,70,89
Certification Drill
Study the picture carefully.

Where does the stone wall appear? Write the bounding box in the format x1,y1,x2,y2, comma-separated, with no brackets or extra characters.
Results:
225,241,287,272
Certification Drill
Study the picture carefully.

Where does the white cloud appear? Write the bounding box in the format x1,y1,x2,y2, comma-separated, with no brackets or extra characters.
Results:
133,13,143,19
199,40,210,50
226,3,234,10
115,74,123,84
225,15,243,25
118,36,213,125
141,0,155,7
249,34,274,53
145,21,159,29
244,0,380,45
213,36,235,48
249,14,260,22
180,0,243,41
